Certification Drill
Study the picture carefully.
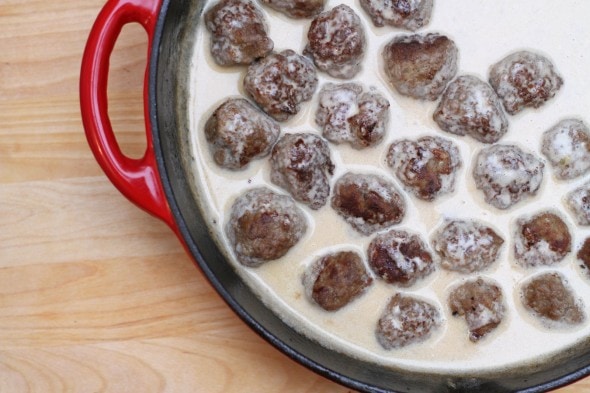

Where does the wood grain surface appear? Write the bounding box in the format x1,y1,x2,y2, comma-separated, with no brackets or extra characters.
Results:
0,1,589,392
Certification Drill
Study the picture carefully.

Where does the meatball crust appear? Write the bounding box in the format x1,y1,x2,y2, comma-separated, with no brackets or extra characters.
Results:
433,219,504,274
270,133,335,210
315,83,390,149
226,187,307,267
386,136,462,201
305,4,367,79
541,119,590,180
433,75,508,144
489,50,563,115
351,90,391,148
360,0,433,31
577,237,590,271
521,272,584,326
331,173,406,236
376,293,441,349
514,211,571,268
244,50,318,121
302,251,373,311
260,0,325,18
367,229,435,287
204,98,280,169
472,144,544,210
382,33,459,100
448,277,504,342
566,181,590,225
204,0,273,66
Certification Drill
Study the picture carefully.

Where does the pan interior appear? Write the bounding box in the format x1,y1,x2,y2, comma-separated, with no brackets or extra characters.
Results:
151,0,590,391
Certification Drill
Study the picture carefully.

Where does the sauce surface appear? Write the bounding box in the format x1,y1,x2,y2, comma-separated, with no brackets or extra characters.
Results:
188,0,590,373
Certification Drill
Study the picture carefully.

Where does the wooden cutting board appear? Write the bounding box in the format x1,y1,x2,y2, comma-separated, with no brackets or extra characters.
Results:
0,0,588,391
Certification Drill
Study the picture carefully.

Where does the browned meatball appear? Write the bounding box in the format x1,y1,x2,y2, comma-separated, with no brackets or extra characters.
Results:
305,5,366,79
367,229,435,287
514,211,571,268
204,98,280,170
260,0,325,18
204,0,273,66
386,136,461,201
521,272,584,326
432,220,504,274
382,33,458,100
566,181,590,225
472,144,544,210
448,278,504,342
541,119,590,180
315,83,390,149
302,251,373,311
376,293,441,349
226,187,307,267
489,50,563,115
270,133,334,210
244,50,318,121
433,75,508,144
577,238,590,271
331,173,406,236
360,0,433,31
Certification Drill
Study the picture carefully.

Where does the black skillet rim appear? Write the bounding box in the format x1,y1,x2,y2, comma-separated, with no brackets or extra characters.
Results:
147,0,590,391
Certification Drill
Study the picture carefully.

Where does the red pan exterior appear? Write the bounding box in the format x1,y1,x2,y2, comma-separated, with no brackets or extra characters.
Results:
81,0,590,391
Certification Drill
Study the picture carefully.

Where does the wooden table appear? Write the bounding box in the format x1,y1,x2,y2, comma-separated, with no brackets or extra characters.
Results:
0,1,589,392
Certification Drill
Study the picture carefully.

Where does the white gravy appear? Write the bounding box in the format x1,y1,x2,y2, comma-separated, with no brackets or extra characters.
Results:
188,0,590,373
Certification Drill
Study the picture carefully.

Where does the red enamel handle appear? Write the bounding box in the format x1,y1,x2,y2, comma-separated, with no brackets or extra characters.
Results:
80,0,176,230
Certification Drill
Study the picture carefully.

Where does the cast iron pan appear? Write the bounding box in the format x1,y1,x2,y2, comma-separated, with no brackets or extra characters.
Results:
80,0,590,391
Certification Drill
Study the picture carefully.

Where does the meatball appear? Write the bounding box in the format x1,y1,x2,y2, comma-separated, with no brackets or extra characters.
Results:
204,0,273,66
302,251,373,311
270,133,334,210
305,5,366,79
577,238,590,271
489,50,563,115
259,0,325,18
360,0,433,31
448,278,504,342
432,219,504,274
521,272,584,326
382,33,458,100
472,144,544,210
566,181,590,225
514,211,571,268
376,293,441,349
541,119,590,180
226,187,307,267
433,75,508,144
386,136,461,201
204,98,280,170
244,50,318,121
315,83,390,149
367,229,435,287
331,173,406,236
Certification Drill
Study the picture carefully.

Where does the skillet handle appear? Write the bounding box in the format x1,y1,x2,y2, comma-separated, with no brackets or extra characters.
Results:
80,0,176,230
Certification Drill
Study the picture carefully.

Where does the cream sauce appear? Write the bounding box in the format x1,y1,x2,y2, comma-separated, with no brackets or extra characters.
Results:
188,0,590,373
